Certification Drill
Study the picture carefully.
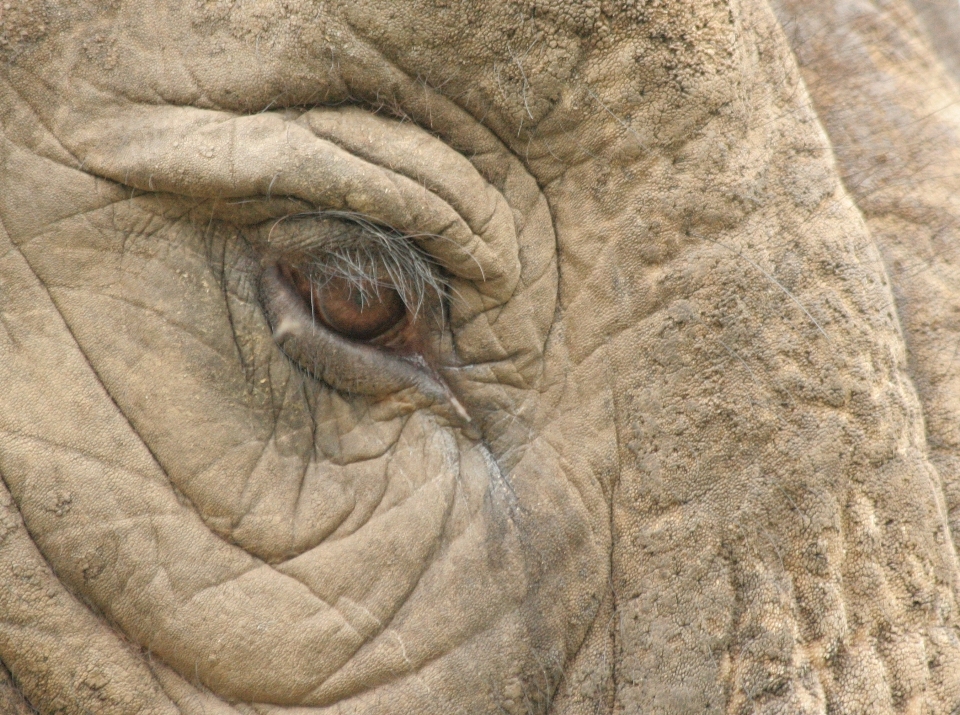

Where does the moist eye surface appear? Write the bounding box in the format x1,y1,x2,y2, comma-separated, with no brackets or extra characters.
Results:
280,264,407,341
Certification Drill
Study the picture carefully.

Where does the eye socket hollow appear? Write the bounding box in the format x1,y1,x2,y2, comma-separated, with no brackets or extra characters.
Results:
281,264,407,342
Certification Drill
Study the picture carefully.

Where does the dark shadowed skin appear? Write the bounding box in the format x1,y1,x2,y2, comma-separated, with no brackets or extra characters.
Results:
1,0,960,713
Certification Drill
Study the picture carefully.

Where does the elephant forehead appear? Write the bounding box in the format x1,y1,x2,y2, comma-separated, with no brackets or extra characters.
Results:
4,0,580,130
6,0,738,168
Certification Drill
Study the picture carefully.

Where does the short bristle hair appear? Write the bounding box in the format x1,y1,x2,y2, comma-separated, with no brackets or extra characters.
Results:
278,211,450,319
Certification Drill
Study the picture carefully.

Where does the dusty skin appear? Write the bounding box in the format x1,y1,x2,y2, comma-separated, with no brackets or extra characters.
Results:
1,0,960,712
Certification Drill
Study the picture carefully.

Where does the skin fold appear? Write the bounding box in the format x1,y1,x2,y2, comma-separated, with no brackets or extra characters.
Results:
0,0,958,713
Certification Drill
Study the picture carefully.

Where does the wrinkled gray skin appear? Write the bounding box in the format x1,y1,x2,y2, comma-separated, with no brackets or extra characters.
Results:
1,0,960,713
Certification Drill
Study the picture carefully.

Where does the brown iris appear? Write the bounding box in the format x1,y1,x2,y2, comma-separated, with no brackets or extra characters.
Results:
282,264,407,341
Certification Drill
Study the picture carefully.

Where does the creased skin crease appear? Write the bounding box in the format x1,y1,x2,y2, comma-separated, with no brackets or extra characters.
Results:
0,0,960,713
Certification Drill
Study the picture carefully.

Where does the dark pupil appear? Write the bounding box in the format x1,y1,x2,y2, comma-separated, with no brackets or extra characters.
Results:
284,265,406,341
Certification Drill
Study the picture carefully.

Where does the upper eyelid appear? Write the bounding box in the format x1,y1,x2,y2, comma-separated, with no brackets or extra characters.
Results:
70,104,521,303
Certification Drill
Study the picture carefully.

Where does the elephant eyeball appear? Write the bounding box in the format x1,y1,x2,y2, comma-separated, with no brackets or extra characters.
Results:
281,264,408,342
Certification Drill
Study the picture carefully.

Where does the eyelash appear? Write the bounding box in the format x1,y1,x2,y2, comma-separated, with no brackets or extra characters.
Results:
283,212,449,318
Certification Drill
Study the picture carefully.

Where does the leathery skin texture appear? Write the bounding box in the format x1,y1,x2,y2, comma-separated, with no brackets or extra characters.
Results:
0,0,959,712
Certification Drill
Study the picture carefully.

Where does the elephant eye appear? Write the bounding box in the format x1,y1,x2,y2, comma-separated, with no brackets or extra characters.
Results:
255,214,466,417
279,264,408,343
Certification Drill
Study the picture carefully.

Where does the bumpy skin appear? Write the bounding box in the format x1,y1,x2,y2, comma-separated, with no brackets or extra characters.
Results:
1,0,959,713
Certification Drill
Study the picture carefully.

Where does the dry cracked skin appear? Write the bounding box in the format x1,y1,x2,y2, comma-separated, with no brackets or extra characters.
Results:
0,0,959,713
